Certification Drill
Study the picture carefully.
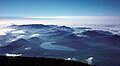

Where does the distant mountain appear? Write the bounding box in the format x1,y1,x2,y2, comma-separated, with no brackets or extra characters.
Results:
28,37,44,44
58,26,74,32
77,34,120,48
81,30,112,38
54,34,89,49
47,30,71,38
18,24,51,29
10,38,29,45
106,35,120,40
17,24,73,32
103,35,120,47
75,27,91,29
0,38,29,53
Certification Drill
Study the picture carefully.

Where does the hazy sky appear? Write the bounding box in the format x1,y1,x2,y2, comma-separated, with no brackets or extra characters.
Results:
0,0,120,26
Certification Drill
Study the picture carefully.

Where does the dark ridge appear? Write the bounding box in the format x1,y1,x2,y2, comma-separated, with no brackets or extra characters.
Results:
8,38,30,47
75,27,92,29
54,34,88,49
65,34,86,40
58,25,74,32
103,35,120,46
103,34,120,44
65,34,80,40
0,56,95,66
17,24,73,31
96,30,113,35
28,37,44,44
0,39,29,53
18,24,50,28
81,30,112,38
107,35,120,39
46,30,71,37
59,25,72,30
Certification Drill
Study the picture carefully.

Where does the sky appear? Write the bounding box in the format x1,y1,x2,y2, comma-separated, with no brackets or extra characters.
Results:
0,0,120,26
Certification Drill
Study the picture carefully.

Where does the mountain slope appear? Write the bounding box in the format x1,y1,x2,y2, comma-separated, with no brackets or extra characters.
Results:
0,56,94,66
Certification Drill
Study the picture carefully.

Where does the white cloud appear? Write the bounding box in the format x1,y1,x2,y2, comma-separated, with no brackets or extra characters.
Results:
0,28,15,35
28,16,81,19
65,58,77,61
5,53,22,57
28,16,120,20
65,58,71,60
11,35,25,42
0,16,120,26
12,30,25,34
85,57,94,65
0,44,2,47
30,34,40,38
16,35,25,38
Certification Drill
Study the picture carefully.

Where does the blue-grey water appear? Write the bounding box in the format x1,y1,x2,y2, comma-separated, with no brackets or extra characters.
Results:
40,42,77,51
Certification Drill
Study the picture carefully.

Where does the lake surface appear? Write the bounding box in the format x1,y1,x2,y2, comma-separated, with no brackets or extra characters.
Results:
40,42,77,51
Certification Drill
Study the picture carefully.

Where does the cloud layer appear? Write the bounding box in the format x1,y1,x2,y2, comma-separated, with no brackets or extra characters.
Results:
0,16,120,26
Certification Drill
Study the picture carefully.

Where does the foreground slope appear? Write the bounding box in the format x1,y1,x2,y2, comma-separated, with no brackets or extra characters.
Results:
0,56,94,66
